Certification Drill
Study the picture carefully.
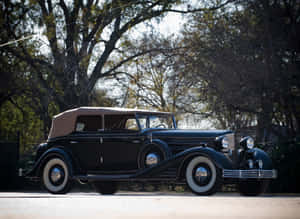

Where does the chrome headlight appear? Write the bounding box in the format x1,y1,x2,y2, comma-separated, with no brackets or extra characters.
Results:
240,136,254,149
221,136,229,149
215,134,234,150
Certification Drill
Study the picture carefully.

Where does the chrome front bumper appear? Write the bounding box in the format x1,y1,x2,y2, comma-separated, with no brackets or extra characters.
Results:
223,169,277,179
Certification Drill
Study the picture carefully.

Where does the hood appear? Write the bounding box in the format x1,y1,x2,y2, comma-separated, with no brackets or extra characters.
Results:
145,129,232,138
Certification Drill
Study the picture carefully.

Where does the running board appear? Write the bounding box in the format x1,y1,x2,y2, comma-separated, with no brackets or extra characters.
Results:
73,169,178,182
74,174,134,181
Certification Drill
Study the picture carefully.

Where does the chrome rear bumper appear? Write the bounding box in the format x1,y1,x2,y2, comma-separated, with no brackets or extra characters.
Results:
223,169,277,179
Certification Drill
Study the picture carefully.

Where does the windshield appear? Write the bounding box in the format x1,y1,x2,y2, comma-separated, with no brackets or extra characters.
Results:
137,114,176,130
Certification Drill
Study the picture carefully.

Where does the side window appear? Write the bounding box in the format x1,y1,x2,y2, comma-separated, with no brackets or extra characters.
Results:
75,115,103,132
104,114,138,132
104,115,125,130
125,118,139,131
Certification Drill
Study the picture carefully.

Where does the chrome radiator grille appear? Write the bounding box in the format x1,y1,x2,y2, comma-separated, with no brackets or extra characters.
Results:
223,169,277,179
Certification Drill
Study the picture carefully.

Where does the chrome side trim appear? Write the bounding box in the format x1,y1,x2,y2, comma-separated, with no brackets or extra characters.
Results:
223,169,277,179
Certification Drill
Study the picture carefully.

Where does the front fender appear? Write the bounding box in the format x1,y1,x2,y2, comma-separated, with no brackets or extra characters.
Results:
251,147,273,169
176,147,234,178
26,147,74,178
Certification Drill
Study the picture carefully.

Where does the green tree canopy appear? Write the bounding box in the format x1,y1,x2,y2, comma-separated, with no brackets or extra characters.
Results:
2,0,230,111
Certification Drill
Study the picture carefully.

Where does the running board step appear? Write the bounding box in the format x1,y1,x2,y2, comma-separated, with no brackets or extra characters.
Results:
74,174,134,181
73,174,177,182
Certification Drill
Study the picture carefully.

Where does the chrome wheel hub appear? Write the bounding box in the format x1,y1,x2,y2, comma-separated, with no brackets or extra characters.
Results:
50,167,63,183
145,153,159,166
194,166,211,186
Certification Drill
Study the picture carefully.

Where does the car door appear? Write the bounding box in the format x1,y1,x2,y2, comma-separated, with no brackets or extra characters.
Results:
99,132,142,171
98,115,142,171
68,115,103,171
68,133,101,171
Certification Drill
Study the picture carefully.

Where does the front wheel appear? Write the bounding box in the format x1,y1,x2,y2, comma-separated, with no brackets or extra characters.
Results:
185,156,221,196
92,182,118,195
238,180,269,196
42,157,72,194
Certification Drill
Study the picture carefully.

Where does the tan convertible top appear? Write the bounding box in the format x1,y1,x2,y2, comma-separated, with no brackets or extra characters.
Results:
48,107,171,140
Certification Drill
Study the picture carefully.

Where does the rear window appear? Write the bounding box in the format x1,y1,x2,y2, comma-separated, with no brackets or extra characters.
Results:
75,115,103,132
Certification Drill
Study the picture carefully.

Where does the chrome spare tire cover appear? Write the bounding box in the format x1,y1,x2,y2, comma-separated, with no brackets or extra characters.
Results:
145,153,160,167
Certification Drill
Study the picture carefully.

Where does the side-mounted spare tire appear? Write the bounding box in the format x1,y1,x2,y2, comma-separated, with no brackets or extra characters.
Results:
138,141,171,169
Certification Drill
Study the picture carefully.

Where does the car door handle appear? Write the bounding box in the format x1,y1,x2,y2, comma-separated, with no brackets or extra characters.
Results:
70,141,78,144
132,140,141,144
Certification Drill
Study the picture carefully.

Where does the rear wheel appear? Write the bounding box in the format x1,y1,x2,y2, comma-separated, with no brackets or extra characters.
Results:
42,157,72,194
238,180,269,196
185,156,221,196
92,182,118,195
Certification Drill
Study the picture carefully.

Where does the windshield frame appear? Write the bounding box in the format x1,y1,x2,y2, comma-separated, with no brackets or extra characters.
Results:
135,113,177,131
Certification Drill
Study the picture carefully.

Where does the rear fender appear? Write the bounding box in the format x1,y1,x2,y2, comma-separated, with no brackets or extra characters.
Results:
26,147,75,177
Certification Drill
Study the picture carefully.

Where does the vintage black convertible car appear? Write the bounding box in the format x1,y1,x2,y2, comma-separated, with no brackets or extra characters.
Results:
28,107,277,195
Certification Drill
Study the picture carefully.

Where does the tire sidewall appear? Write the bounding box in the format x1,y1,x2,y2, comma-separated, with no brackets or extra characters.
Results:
42,157,71,194
185,156,220,195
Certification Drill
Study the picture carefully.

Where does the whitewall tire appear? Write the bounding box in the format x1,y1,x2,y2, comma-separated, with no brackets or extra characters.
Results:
185,156,221,195
42,157,72,194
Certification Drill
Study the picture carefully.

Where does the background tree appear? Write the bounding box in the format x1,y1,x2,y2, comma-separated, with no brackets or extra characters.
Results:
179,0,300,142
2,0,227,110
0,1,31,107
113,34,196,115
